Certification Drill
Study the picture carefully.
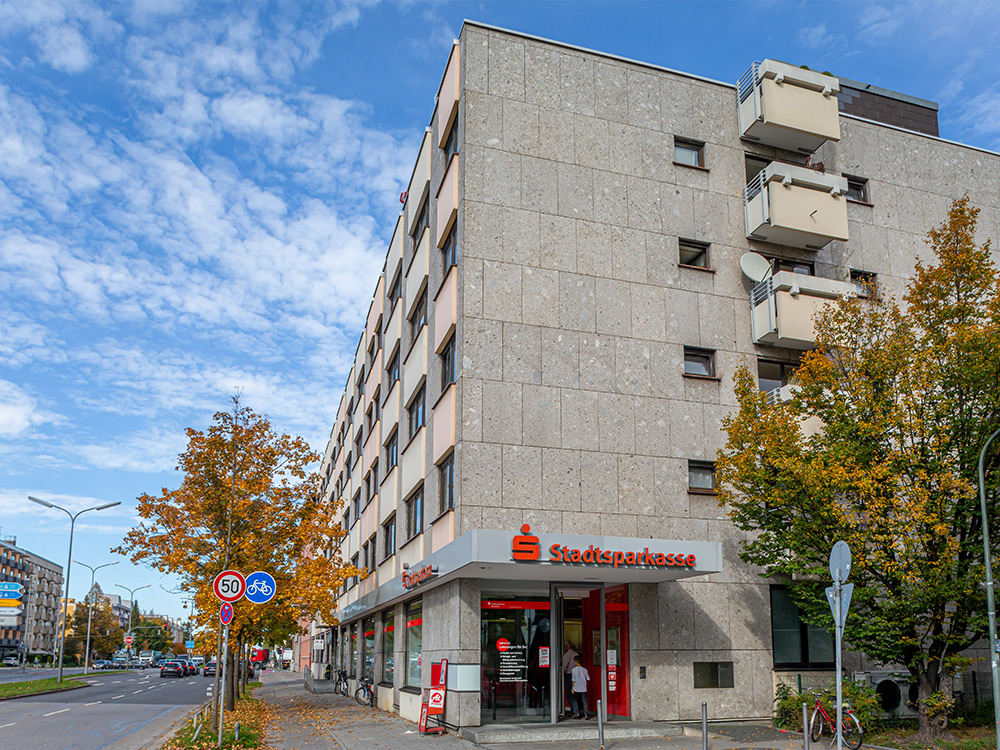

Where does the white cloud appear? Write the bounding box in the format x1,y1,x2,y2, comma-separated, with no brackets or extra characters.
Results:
0,380,53,436
30,23,93,73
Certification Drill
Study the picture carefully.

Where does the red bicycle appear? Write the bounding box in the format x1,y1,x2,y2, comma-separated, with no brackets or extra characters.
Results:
808,688,863,749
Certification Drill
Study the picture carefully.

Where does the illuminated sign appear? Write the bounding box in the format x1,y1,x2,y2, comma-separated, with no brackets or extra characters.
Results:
512,525,697,569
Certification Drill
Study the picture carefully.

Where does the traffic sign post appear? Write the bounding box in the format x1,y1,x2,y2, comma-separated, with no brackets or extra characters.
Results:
124,633,134,646
826,541,853,750
213,570,246,603
244,571,276,604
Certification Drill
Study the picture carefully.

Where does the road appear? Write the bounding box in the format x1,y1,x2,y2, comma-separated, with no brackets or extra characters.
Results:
0,669,213,749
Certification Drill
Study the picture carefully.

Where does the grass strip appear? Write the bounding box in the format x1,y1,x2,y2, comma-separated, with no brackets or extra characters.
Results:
0,677,88,699
164,681,266,749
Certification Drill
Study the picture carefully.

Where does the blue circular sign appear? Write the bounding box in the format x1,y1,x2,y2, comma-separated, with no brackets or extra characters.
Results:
219,602,233,625
244,571,276,604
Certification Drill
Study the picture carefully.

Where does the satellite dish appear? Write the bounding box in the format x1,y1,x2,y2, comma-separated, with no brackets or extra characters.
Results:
740,252,772,282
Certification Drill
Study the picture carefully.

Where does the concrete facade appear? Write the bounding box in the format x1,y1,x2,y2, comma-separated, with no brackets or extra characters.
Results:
309,22,1000,729
0,539,64,659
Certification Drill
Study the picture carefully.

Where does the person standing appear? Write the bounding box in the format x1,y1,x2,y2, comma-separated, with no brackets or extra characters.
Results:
561,642,578,717
571,655,590,719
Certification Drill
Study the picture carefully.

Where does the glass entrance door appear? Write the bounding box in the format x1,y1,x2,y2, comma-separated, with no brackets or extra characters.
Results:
480,596,552,723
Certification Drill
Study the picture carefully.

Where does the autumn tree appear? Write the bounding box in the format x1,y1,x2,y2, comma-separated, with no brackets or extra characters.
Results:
717,197,1000,739
114,398,358,729
70,583,124,661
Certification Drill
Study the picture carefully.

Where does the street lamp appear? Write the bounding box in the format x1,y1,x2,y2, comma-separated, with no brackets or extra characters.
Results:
978,427,1000,750
28,496,121,683
74,560,118,675
115,582,151,665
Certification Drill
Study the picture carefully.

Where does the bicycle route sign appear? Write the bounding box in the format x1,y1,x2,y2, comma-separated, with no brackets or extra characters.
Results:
220,602,234,625
213,570,246,603
244,571,276,604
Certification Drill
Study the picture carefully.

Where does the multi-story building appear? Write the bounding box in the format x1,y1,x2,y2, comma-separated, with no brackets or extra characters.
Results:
103,594,132,630
0,538,64,659
309,21,999,732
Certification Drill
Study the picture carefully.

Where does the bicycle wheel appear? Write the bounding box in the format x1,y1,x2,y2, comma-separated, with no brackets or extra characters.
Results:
840,712,863,750
809,709,824,743
355,686,369,706
337,680,348,696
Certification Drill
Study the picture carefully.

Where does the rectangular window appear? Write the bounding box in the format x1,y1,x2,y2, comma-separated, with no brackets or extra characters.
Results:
439,453,455,514
770,586,834,668
769,257,814,276
693,661,734,689
678,239,711,269
441,225,457,275
388,272,402,308
408,387,426,439
688,460,716,493
440,336,456,390
845,175,869,203
386,431,398,469
354,432,363,462
350,553,359,588
442,119,458,160
405,600,422,688
850,269,877,296
683,346,716,378
387,350,400,385
362,617,375,680
352,491,361,523
757,359,798,394
343,509,350,532
410,291,427,341
367,534,377,572
381,611,395,684
406,487,423,540
382,514,396,559
412,198,428,241
674,137,705,168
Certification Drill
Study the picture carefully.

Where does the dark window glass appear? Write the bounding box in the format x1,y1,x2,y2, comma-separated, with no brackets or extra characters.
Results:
440,337,456,390
770,587,834,667
693,662,734,689
350,553,359,588
406,488,423,539
757,360,798,393
352,491,361,523
382,611,395,684
383,514,396,558
405,600,422,688
679,239,710,269
745,154,769,182
386,431,398,469
845,176,869,203
387,350,400,385
410,291,427,341
850,269,877,296
442,119,458,160
770,257,814,275
687,460,716,493
439,453,455,514
674,138,704,167
388,273,401,307
408,387,426,439
442,226,457,274
412,199,428,241
683,347,715,377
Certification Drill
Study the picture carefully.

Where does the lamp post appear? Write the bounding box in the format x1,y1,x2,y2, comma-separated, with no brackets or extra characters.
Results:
978,427,1000,750
74,560,118,675
28,496,121,683
115,582,150,666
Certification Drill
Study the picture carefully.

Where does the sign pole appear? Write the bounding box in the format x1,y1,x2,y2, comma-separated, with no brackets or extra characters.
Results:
218,622,229,748
835,574,842,750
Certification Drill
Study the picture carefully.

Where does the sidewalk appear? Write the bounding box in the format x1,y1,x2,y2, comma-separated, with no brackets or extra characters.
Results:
256,671,813,750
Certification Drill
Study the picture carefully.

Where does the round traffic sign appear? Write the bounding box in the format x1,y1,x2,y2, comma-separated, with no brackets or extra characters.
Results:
220,602,234,625
496,638,510,652
829,540,852,583
244,571,276,604
124,634,134,645
213,570,246,602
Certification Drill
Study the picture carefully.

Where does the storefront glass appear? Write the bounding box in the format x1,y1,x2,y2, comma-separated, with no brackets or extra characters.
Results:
382,610,395,684
362,616,375,680
349,623,358,676
405,599,422,688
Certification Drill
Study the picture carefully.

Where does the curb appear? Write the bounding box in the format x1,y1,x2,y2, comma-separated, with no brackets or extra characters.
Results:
0,682,89,701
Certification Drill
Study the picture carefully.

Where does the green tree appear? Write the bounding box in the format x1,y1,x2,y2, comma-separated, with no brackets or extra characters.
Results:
71,583,124,661
717,197,1000,739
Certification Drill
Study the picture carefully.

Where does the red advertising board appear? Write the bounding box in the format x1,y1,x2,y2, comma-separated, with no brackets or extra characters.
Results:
419,659,448,734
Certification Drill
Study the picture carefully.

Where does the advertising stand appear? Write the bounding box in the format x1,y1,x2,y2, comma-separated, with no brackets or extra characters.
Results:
419,659,448,735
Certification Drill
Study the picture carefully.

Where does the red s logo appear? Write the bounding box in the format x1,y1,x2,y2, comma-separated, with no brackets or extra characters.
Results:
512,524,540,561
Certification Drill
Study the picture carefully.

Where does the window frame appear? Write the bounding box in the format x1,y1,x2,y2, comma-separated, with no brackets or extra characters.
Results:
674,137,706,169
388,272,402,309
770,585,835,670
687,460,717,495
678,238,712,271
386,430,398,470
439,452,455,515
693,661,734,689
405,487,424,541
757,359,798,394
408,386,426,440
411,197,429,242
442,118,458,160
850,269,877,297
409,290,427,342
844,175,870,204
440,336,456,391
441,225,457,275
382,514,396,559
683,346,717,379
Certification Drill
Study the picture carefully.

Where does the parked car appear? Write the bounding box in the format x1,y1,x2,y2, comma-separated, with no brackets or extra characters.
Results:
203,661,217,677
2,656,18,667
160,661,184,678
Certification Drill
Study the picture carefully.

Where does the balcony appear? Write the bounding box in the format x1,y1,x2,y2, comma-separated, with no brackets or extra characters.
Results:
744,162,849,249
750,271,857,349
738,60,841,153
766,384,824,438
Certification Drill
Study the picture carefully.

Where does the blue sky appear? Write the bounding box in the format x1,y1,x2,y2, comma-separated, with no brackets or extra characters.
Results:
1,0,998,620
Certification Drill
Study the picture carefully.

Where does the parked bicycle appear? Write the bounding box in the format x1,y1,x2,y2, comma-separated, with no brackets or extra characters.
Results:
355,675,376,708
333,668,349,696
808,688,863,750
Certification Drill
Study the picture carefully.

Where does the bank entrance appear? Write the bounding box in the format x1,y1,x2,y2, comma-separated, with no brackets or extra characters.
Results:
480,582,630,725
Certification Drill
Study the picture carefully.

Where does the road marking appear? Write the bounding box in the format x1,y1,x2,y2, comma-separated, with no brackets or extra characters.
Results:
43,708,71,717
0,722,14,728
112,695,125,700
147,686,157,690
85,701,101,706
132,690,143,694
112,680,122,684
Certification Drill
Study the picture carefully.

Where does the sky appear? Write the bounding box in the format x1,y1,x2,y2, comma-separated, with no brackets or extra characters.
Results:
1,0,999,621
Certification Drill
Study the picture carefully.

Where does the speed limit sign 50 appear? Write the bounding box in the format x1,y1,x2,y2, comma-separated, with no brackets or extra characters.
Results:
213,570,246,602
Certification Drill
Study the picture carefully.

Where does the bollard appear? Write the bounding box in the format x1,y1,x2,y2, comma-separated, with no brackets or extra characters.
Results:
702,701,709,750
802,703,810,750
192,723,203,742
235,720,240,741
597,699,605,750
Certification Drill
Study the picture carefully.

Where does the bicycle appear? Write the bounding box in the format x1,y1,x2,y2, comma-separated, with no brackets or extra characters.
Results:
333,668,349,696
247,579,273,596
355,675,376,708
808,688,863,749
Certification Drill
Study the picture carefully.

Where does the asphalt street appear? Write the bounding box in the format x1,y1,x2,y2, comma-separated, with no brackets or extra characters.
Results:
0,667,100,685
0,669,213,749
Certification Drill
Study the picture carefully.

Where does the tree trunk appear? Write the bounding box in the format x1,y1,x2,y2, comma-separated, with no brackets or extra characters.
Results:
913,666,955,742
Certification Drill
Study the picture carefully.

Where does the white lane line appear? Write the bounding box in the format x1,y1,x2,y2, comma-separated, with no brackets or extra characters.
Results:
112,695,125,700
0,722,14,729
90,682,104,686
132,690,143,694
85,701,101,706
112,680,122,684
43,709,71,717
146,686,157,690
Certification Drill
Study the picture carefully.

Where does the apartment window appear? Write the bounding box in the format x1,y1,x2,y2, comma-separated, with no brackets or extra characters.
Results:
440,336,456,390
441,225,457,275
354,432,363,462
405,599,423,688
386,431,398,469
361,540,370,572
350,553,359,588
694,661,734,689
352,491,361,523
442,118,458,160
408,387,426,439
410,291,427,341
850,269,877,296
367,535,377,572
688,460,717,494
387,349,400,386
683,346,716,378
674,137,705,168
382,514,396,558
845,175,869,203
381,611,395,684
745,154,769,182
343,509,350,532
405,487,423,540
769,257,814,276
412,198,429,241
770,586,834,668
678,239,711,269
370,459,379,492
757,359,798,393
439,453,455,514
388,272,402,308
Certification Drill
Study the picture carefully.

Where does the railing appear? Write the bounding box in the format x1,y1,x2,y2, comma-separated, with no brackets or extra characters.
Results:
750,276,773,307
737,61,761,104
744,169,766,204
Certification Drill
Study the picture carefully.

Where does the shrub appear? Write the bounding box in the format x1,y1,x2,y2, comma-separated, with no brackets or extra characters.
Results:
774,679,881,731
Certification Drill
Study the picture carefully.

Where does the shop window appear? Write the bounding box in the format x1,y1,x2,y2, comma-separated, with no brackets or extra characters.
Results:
770,586,834,668
442,225,457,275
688,460,717,494
408,387,426,439
410,291,427,341
439,453,455,514
757,359,798,394
674,137,705,168
387,349,400,386
693,661,734,689
850,269,877,297
678,239,711,270
362,617,375,680
845,175,869,203
386,430,398,469
440,336,456,390
382,514,396,559
683,346,716,378
405,600,423,689
382,611,395,684
349,623,358,676
405,487,423,540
